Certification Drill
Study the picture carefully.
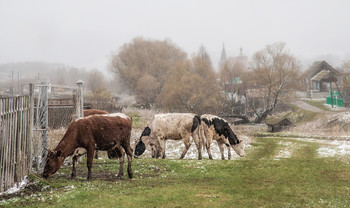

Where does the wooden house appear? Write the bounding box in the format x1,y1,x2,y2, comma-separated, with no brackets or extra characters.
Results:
302,61,340,98
266,117,293,132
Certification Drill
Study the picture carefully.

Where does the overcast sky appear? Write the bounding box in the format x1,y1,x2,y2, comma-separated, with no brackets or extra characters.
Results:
1,0,350,72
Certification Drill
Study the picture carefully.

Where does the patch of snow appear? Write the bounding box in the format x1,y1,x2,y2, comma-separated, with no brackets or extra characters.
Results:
0,176,28,196
65,185,75,190
318,143,350,157
274,141,296,159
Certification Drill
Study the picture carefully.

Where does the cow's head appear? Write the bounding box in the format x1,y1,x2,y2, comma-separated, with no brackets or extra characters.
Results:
42,149,65,178
134,127,151,158
211,117,245,157
225,127,244,157
231,138,245,157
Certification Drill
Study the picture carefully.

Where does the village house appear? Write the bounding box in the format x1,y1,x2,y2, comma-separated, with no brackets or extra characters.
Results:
302,61,340,99
266,117,293,132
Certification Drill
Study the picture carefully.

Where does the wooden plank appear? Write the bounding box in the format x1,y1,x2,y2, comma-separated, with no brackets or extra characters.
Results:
4,99,10,191
28,84,34,173
0,99,5,192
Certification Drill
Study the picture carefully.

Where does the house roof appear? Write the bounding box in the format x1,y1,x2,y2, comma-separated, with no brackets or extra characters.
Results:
311,70,331,81
303,61,339,80
265,117,292,125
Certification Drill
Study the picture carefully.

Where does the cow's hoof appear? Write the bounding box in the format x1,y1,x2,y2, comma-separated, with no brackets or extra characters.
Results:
128,173,133,179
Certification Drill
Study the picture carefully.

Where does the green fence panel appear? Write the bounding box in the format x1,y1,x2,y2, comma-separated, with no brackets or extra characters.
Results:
337,99,344,107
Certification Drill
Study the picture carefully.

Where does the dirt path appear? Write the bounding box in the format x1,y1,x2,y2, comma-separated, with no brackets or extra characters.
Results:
292,100,326,113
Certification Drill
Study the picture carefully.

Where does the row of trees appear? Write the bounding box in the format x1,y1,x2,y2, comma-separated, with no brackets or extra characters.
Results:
109,38,301,123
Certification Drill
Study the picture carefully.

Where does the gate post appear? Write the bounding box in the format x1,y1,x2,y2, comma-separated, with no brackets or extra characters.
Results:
34,84,48,172
74,80,84,119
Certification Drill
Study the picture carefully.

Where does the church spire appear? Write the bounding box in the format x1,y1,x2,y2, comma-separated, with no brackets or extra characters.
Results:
220,43,227,66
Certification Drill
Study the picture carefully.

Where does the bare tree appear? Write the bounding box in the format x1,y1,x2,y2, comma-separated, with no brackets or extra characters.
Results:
135,74,159,108
87,69,106,92
159,47,221,114
250,42,300,123
218,57,251,123
109,37,187,106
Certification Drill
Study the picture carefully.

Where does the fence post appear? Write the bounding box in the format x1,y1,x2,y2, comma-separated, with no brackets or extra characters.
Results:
28,84,34,172
34,84,48,172
0,98,4,192
75,80,84,119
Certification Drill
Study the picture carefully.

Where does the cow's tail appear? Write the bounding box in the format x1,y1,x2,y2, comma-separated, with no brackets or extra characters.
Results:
191,115,201,132
199,124,206,150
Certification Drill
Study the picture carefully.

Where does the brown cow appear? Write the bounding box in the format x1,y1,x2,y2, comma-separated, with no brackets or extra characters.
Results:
43,113,133,180
77,109,109,159
70,109,108,121
83,109,108,117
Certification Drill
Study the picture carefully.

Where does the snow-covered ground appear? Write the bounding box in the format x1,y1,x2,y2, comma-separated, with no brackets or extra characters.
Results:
317,140,350,158
273,137,350,159
137,135,253,160
0,177,28,196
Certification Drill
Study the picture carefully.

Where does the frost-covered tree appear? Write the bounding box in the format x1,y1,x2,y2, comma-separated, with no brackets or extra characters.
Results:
251,42,300,123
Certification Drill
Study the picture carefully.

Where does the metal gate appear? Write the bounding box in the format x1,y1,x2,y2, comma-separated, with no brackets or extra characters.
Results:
32,81,84,173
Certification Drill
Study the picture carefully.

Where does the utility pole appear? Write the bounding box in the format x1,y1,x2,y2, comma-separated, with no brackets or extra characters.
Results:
18,71,20,94
11,70,14,96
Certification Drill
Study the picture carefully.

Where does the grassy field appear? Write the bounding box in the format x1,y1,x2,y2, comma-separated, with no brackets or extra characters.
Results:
2,136,350,208
303,99,330,111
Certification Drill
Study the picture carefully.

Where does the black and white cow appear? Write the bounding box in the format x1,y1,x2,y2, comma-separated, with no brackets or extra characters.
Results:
200,114,245,160
134,113,202,160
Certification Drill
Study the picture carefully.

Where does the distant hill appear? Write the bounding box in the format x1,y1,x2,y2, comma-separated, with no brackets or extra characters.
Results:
0,62,67,82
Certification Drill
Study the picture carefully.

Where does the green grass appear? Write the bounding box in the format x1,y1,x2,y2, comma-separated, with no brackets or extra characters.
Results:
286,105,320,124
126,111,146,128
2,137,350,207
303,99,329,111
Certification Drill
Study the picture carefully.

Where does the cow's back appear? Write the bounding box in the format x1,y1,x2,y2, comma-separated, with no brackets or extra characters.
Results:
77,113,132,150
84,109,108,117
151,113,196,139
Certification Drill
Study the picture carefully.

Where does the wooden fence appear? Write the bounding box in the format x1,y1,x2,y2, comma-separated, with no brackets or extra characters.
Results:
0,85,34,193
0,82,85,193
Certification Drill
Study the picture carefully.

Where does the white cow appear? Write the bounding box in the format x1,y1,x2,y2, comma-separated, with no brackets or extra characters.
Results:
134,113,202,160
200,114,245,160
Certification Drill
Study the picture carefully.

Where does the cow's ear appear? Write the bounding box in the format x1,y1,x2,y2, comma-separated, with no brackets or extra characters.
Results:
56,150,62,157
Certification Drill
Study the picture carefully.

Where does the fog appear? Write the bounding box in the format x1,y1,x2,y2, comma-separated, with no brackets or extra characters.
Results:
1,0,350,73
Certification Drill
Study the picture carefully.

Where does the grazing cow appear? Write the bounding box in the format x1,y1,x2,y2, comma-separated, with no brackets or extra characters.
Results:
134,113,202,160
43,113,133,180
70,109,109,121
80,109,109,159
200,114,245,160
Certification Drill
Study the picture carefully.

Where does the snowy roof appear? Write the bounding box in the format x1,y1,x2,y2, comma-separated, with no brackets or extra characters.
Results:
303,61,339,80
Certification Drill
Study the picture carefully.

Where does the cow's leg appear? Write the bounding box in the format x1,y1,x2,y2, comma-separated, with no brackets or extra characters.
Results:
158,138,166,159
71,155,79,179
227,145,231,160
180,134,191,159
217,141,225,160
198,125,206,151
94,150,98,159
150,143,157,158
114,146,124,179
122,142,133,179
206,130,214,160
192,130,202,160
86,148,95,180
